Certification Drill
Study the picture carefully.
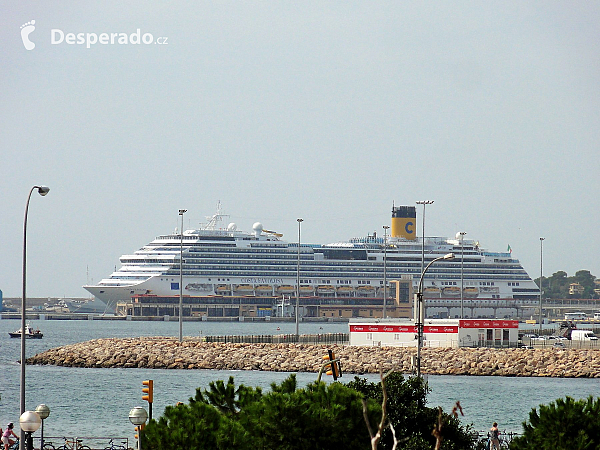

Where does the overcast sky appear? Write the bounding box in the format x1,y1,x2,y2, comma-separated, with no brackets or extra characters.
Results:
1,2,599,299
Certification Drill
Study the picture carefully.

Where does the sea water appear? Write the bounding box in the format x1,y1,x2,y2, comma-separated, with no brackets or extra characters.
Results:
0,318,598,443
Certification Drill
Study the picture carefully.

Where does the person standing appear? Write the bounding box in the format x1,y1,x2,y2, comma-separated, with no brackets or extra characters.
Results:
489,422,500,450
2,423,18,450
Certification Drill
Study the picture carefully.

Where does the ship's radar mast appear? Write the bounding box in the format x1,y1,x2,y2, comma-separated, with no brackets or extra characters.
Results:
200,201,230,230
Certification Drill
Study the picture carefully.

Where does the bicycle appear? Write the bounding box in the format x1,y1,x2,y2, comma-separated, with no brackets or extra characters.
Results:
485,432,509,450
56,437,91,450
104,438,128,450
7,438,19,450
42,438,57,449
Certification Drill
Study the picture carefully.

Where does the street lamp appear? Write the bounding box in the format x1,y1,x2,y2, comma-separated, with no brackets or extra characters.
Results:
415,252,455,377
416,200,434,276
457,231,467,319
382,225,390,318
35,404,50,450
296,218,303,338
539,237,545,335
19,411,41,450
21,185,49,450
178,209,187,343
129,406,148,450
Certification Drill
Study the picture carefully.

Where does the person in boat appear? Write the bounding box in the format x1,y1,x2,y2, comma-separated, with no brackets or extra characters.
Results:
2,422,18,450
489,422,500,450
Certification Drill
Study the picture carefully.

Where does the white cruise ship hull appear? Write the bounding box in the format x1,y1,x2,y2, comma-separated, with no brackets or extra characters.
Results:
84,207,540,304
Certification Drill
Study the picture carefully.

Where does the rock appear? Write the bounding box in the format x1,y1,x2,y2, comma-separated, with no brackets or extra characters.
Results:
24,338,600,378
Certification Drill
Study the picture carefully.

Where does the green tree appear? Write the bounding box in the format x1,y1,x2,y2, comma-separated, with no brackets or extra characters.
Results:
536,270,598,299
240,379,377,450
142,375,379,450
346,372,476,450
511,396,600,450
574,270,596,298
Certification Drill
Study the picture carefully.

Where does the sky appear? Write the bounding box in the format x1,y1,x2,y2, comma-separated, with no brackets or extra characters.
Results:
1,2,599,299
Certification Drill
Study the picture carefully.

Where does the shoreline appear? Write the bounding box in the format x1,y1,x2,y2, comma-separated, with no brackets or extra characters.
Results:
27,338,600,378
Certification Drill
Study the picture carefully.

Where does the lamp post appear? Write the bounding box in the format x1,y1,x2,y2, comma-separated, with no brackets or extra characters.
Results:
178,209,187,343
539,237,545,335
416,201,433,275
382,225,390,319
19,411,41,450
20,185,49,450
415,253,455,378
415,200,432,371
35,404,50,450
296,218,303,338
458,231,467,319
129,406,148,450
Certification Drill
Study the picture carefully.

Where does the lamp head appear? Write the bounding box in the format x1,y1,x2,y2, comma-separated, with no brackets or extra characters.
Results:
36,186,50,196
129,406,148,426
443,253,455,260
179,209,187,215
19,411,41,433
35,404,50,420
297,218,303,223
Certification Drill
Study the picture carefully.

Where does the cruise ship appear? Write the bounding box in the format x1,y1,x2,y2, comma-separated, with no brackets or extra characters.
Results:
83,206,540,303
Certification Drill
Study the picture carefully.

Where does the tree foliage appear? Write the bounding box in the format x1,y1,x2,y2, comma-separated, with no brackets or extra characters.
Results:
536,270,598,299
346,372,476,450
141,372,477,450
142,374,378,450
510,396,600,450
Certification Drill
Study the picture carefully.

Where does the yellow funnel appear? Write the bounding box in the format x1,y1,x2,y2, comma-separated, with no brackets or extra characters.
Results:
391,206,416,240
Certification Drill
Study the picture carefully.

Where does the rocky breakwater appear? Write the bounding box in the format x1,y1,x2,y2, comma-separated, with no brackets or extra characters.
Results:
27,338,600,377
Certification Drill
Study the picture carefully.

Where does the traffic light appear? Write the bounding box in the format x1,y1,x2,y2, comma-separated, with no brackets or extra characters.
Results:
323,349,342,380
142,380,153,403
134,424,145,440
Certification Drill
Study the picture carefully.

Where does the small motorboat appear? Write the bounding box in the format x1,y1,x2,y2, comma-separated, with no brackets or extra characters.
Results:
9,324,43,339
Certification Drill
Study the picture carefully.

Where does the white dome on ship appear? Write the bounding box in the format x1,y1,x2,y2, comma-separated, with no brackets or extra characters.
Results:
252,222,263,236
227,223,237,231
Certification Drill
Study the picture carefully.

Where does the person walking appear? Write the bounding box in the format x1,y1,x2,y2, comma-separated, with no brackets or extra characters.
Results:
2,423,18,450
489,422,500,450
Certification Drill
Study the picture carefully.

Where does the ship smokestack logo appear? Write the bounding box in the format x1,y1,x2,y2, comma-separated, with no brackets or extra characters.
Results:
391,206,417,240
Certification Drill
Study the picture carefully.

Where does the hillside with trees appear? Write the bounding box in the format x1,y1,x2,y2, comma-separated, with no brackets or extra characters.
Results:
535,270,598,299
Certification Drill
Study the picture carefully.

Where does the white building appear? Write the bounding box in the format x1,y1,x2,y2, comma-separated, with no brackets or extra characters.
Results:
349,318,519,348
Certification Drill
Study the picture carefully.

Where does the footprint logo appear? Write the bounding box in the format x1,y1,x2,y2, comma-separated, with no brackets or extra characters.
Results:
20,20,36,50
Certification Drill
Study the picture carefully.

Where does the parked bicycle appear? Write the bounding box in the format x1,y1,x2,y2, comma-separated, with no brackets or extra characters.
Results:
57,437,91,450
103,438,128,450
41,438,57,449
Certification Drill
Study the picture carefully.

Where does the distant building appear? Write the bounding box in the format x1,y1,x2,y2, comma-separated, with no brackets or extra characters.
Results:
349,318,519,348
569,283,585,296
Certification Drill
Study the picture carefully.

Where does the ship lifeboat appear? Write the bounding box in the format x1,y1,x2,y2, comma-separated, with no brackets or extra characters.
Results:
215,284,231,293
423,286,441,297
277,285,296,294
337,286,354,293
234,284,254,293
186,283,212,292
357,285,375,291
443,286,461,296
356,285,375,296
255,285,273,294
463,287,479,297
299,285,314,294
317,285,335,294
